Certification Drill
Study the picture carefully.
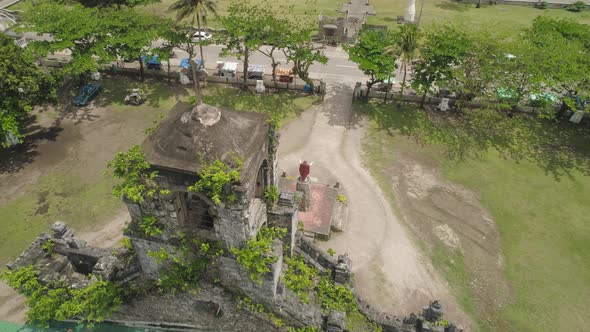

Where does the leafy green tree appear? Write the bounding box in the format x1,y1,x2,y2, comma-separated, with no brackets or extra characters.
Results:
19,3,108,77
0,33,56,146
101,9,165,79
188,156,242,205
386,24,419,96
345,28,397,99
169,0,217,65
230,227,286,282
524,17,590,115
282,34,328,91
217,1,269,86
411,23,472,107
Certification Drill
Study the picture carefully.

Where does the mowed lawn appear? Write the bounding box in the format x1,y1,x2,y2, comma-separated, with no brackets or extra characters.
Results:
367,0,590,33
360,102,590,331
137,0,345,28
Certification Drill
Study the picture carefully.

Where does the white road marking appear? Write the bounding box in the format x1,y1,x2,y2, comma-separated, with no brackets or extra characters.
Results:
335,65,359,69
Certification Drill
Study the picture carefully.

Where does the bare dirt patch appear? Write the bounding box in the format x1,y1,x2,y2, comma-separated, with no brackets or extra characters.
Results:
390,152,510,329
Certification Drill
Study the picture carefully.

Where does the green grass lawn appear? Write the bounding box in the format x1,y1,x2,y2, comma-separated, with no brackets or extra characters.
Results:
360,102,590,331
367,0,590,34
201,84,320,126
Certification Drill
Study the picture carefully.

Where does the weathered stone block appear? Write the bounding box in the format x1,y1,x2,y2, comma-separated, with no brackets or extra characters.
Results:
93,255,120,281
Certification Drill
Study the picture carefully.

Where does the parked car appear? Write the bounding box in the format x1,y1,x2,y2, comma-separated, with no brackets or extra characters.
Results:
191,31,212,42
141,55,161,70
73,82,101,106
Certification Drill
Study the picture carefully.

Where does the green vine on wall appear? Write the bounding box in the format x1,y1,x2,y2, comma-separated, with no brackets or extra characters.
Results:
139,215,162,238
148,234,223,293
264,185,279,207
188,155,243,205
106,145,170,203
230,227,286,282
1,266,122,327
282,254,318,303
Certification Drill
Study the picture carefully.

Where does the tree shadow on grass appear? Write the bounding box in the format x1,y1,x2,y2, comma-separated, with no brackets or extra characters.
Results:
323,83,364,129
435,1,472,12
362,101,590,179
0,115,63,175
95,74,186,109
202,84,318,125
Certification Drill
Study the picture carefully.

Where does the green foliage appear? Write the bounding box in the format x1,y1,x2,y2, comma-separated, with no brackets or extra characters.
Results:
231,227,286,282
287,327,320,332
327,248,336,257
282,255,318,303
0,33,57,145
345,29,397,96
148,236,223,292
120,237,133,250
268,312,285,327
188,156,242,205
1,266,121,327
336,194,347,204
297,221,305,231
139,215,162,238
566,0,586,11
41,240,54,255
411,23,473,102
264,185,279,207
19,2,166,77
107,145,169,203
315,276,355,313
387,24,418,95
236,295,266,313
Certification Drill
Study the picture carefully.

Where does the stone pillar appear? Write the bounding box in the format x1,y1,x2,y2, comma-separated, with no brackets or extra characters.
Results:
296,177,312,211
333,254,352,284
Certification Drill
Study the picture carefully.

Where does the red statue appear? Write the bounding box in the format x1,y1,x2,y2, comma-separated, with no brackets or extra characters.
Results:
299,160,312,181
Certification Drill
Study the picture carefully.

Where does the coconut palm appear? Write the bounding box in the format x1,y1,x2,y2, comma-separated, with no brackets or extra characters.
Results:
169,0,217,65
386,24,419,96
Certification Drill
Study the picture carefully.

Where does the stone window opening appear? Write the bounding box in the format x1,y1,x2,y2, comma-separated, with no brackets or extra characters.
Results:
175,192,215,230
255,160,269,199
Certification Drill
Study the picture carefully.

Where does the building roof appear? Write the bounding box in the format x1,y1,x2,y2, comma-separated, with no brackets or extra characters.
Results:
142,102,269,180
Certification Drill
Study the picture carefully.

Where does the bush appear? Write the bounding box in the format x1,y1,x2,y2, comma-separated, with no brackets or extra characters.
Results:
139,215,162,238
188,156,243,205
315,276,355,313
264,185,279,206
231,227,286,282
148,236,223,293
566,1,586,11
283,255,318,303
1,266,122,327
107,145,169,203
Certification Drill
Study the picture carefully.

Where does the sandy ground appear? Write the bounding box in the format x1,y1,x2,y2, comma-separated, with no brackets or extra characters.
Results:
277,82,472,328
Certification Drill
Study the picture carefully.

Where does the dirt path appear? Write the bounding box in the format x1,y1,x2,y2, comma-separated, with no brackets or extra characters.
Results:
278,82,471,328
0,208,129,324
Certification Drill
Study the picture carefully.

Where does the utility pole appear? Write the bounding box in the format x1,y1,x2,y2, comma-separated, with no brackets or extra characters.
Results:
417,0,425,27
190,58,203,105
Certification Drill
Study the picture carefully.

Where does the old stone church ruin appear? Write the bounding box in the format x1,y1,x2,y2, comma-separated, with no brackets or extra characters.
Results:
7,102,461,332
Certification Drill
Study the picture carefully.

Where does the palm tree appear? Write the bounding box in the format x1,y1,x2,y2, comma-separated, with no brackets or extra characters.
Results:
386,24,418,97
169,0,217,65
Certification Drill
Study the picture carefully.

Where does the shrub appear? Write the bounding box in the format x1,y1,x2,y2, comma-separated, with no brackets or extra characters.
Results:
107,145,169,203
566,0,586,11
316,277,355,313
283,255,318,303
139,215,162,238
327,248,336,257
336,194,347,204
231,227,286,282
120,237,133,250
148,236,223,293
264,185,279,206
41,240,54,255
1,266,121,327
188,156,243,205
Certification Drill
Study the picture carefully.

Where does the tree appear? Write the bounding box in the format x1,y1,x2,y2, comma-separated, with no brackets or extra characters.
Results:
345,28,397,99
169,0,217,65
19,3,109,77
524,17,590,115
217,1,269,86
386,24,418,96
101,9,164,79
256,12,290,88
0,33,56,146
411,23,472,107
